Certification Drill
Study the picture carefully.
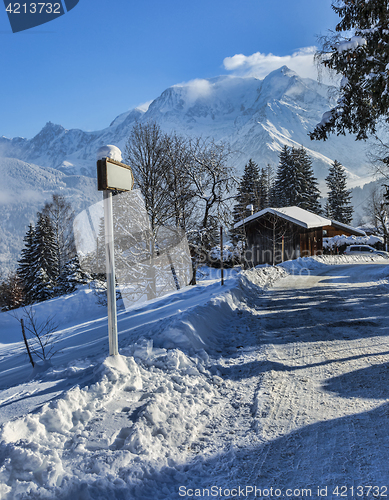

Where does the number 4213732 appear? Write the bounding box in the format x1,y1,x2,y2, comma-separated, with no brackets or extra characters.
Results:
5,3,62,14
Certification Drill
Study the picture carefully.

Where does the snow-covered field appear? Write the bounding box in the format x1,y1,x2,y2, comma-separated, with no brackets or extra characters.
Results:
1,257,389,499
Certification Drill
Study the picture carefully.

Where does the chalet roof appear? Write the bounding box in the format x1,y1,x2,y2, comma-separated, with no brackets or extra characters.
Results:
234,206,331,230
234,206,366,236
330,220,366,237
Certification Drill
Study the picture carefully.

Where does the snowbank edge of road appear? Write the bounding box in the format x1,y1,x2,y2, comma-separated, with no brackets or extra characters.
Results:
279,254,389,274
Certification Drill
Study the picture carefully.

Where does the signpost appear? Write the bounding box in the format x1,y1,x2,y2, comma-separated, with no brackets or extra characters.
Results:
97,157,134,192
97,150,134,356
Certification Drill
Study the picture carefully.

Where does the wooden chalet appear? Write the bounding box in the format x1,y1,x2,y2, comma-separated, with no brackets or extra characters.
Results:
234,206,366,266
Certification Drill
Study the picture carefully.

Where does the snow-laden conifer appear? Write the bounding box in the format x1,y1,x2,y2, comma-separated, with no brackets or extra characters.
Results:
271,146,293,207
293,147,322,214
232,159,273,241
17,224,36,304
56,255,90,295
311,0,389,141
232,159,261,223
272,146,321,214
29,213,59,303
325,160,353,224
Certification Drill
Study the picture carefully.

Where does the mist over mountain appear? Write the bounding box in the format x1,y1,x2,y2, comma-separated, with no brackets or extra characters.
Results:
0,65,378,274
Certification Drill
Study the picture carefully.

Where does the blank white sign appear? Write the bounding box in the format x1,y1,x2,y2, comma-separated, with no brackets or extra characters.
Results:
106,159,134,191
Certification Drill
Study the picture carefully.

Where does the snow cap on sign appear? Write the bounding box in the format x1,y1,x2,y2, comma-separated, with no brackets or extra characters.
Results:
96,145,122,162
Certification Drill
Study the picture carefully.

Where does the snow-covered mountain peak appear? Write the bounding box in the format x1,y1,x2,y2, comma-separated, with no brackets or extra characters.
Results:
258,65,328,104
29,121,66,148
146,75,261,124
109,108,145,128
264,65,298,80
143,66,332,130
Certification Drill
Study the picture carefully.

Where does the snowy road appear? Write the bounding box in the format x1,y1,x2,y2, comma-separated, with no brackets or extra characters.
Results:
184,263,389,498
2,261,389,499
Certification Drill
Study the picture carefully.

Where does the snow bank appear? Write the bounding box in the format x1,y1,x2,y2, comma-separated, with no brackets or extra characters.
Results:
323,234,383,250
241,264,288,288
278,254,389,273
0,287,105,347
315,254,388,265
0,349,217,498
148,266,286,354
4,258,389,498
279,257,328,274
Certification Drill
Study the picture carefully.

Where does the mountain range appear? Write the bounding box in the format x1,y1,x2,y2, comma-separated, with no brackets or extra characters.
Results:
0,66,379,275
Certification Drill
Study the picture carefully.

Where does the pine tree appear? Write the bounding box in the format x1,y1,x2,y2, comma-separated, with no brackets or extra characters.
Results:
311,0,389,141
258,165,273,210
293,147,322,214
17,196,78,303
272,146,321,214
17,224,36,304
325,160,354,224
272,146,294,207
232,159,263,240
57,255,90,295
0,273,24,311
29,213,59,303
42,194,76,279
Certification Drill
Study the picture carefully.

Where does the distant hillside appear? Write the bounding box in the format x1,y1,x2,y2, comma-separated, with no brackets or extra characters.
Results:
0,157,99,276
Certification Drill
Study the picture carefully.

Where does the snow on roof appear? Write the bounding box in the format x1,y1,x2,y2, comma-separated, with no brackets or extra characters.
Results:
234,206,366,236
234,206,332,230
330,220,366,237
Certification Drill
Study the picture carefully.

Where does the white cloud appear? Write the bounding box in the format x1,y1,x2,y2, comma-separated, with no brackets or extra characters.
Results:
136,100,153,112
174,78,213,103
223,47,324,81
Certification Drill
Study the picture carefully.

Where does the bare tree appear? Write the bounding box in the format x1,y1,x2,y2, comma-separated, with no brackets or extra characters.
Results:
185,138,237,282
124,121,171,232
124,122,236,285
364,128,389,183
162,132,196,231
189,138,236,232
363,187,389,241
12,306,61,364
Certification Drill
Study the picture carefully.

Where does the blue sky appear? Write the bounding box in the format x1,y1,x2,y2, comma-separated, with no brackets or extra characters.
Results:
0,0,338,139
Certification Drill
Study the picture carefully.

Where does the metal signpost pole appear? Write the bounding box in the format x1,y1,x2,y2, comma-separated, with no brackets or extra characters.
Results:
103,189,118,356
97,146,134,357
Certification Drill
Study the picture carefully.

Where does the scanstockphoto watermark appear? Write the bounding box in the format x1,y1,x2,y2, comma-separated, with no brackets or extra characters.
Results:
178,485,313,498
3,0,80,33
179,485,389,498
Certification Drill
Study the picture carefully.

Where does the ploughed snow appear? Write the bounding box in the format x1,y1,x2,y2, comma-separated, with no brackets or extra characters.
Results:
323,234,383,250
1,256,389,498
